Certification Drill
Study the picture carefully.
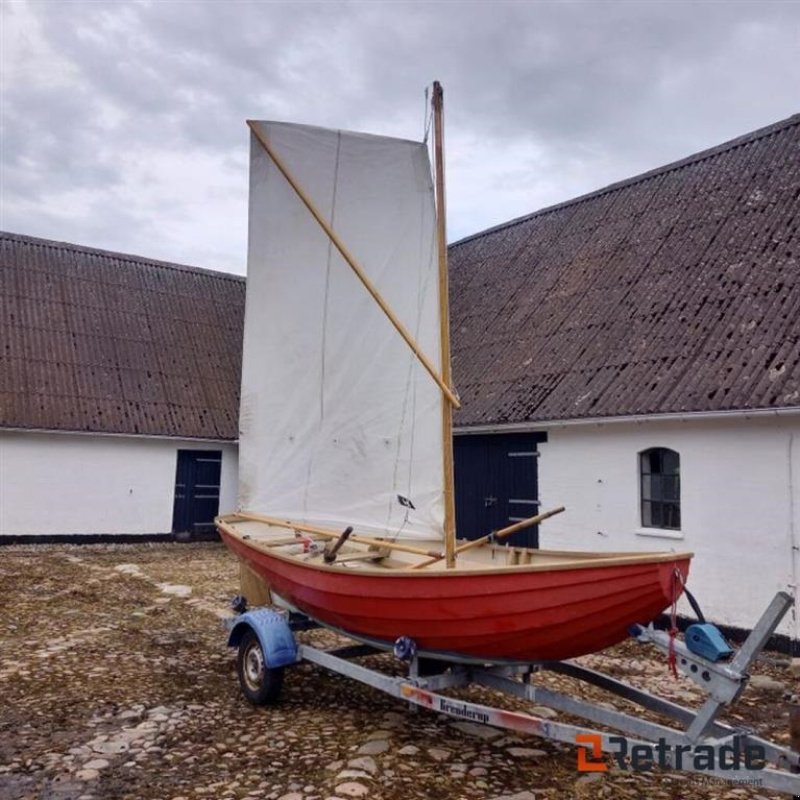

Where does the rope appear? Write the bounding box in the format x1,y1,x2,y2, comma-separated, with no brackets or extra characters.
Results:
668,567,685,679
423,85,433,144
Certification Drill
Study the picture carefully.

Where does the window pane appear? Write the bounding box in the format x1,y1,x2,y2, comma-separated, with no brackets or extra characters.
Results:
662,450,679,475
640,448,681,530
662,475,680,501
651,502,663,528
664,503,681,530
642,500,653,527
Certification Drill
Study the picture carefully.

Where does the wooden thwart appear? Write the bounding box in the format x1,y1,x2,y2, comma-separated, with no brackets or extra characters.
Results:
260,535,326,548
233,512,445,559
321,550,391,564
412,506,566,569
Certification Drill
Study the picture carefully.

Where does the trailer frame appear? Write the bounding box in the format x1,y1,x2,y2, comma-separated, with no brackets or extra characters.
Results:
225,591,800,796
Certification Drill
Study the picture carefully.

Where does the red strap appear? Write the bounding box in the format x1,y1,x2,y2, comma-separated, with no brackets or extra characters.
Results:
668,568,683,679
668,625,679,679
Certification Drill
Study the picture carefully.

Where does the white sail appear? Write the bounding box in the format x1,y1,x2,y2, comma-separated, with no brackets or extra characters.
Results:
238,122,445,541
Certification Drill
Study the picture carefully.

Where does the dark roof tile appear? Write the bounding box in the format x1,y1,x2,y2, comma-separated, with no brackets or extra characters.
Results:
4,114,798,436
0,232,244,439
450,114,800,426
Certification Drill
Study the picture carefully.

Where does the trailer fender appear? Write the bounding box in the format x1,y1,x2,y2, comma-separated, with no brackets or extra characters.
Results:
227,609,298,668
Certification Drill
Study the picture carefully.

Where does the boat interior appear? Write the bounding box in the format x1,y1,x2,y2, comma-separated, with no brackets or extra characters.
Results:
217,512,692,575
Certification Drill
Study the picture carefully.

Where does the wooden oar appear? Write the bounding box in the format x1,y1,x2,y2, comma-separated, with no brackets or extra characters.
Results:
233,512,445,559
412,506,566,569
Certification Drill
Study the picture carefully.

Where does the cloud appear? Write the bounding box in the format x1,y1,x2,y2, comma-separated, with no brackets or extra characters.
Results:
1,0,798,272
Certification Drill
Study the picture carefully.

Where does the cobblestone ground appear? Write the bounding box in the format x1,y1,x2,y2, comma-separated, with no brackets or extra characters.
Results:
0,543,796,800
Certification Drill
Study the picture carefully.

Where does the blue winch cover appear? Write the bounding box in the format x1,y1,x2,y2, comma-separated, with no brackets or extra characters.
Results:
685,623,734,662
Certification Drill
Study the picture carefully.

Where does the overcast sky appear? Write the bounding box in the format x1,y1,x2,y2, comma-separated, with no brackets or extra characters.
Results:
1,0,798,275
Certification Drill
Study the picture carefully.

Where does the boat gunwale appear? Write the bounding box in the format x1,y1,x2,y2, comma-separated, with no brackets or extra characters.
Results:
216,514,693,578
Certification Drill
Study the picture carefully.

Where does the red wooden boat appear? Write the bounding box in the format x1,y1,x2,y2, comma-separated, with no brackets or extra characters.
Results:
218,514,691,662
219,84,693,663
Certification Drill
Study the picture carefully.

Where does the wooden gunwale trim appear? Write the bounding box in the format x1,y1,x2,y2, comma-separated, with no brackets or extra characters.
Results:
216,514,693,578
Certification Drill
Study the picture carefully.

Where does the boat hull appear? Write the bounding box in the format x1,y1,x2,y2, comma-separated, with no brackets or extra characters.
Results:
219,527,691,662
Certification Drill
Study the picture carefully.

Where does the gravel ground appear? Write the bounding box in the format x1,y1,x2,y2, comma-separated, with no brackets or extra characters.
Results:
0,542,796,800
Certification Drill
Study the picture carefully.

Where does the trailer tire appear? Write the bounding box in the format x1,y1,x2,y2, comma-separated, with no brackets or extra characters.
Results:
236,628,284,705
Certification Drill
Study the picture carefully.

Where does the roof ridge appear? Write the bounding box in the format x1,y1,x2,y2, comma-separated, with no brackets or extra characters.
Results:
450,112,800,248
0,230,245,283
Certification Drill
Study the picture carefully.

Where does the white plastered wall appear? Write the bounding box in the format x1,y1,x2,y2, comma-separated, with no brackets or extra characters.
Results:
536,415,800,642
0,431,238,536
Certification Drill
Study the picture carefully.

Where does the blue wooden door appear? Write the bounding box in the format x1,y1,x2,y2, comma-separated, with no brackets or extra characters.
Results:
172,450,222,535
453,433,545,547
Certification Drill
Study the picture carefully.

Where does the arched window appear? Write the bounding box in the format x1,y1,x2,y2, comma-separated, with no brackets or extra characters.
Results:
640,448,680,530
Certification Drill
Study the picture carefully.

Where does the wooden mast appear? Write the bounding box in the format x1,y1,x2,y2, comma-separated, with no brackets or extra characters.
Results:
432,81,457,569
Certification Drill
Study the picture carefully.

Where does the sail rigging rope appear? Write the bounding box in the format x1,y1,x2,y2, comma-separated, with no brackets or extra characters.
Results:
384,165,439,543
423,84,433,144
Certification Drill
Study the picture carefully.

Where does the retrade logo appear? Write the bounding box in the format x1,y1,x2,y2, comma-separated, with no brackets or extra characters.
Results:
575,734,607,772
575,734,766,773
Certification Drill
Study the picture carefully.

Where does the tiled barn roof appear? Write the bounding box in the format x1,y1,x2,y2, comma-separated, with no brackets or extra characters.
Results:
3,115,797,438
0,233,244,439
449,114,800,427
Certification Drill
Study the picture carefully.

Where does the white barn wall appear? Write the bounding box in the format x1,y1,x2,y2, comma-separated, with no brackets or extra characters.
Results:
219,443,238,521
536,415,799,642
0,431,238,537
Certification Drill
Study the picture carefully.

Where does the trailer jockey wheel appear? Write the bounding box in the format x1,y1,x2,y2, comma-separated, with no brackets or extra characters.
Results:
236,629,284,705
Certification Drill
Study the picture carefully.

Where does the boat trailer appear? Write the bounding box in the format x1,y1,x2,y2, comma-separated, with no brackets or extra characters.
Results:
225,592,800,796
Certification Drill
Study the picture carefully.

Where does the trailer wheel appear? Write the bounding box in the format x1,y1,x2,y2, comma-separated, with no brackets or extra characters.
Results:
236,628,284,705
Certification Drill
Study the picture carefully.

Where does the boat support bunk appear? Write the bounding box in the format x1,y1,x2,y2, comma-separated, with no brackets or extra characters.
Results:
225,591,800,796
